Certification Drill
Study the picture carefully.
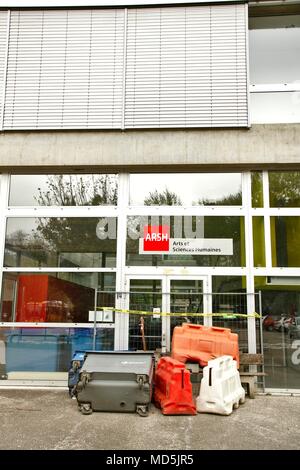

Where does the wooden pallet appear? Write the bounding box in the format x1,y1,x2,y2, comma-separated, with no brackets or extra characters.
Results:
239,353,266,398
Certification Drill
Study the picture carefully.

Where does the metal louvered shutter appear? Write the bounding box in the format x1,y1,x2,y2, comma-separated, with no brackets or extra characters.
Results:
4,9,124,129
0,10,8,130
125,4,248,128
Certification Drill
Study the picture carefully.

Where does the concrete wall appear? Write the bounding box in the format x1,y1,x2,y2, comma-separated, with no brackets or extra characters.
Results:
0,124,300,172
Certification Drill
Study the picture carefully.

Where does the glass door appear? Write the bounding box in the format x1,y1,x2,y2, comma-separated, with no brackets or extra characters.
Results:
125,275,209,352
166,276,209,351
127,277,166,352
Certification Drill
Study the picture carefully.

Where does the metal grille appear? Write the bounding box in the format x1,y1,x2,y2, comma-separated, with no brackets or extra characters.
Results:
128,280,162,352
169,280,204,340
212,292,249,352
255,287,300,389
96,290,262,355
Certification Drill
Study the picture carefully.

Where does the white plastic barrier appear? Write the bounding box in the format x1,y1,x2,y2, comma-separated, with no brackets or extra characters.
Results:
196,355,245,416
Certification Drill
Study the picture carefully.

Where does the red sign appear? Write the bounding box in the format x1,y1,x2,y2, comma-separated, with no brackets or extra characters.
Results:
143,225,170,252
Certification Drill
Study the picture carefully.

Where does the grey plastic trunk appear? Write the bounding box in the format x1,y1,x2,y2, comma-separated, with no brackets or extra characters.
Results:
76,351,154,416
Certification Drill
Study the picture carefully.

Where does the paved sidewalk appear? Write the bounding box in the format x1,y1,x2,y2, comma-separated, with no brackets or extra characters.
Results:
0,389,299,450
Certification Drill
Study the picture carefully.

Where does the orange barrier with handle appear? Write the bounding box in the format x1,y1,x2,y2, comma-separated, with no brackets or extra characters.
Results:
154,356,196,415
171,323,239,368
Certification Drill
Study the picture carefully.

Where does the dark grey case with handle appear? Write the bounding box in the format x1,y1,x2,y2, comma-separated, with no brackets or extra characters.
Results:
76,351,154,416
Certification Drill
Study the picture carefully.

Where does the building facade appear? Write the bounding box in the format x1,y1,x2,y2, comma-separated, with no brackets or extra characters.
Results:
0,0,300,392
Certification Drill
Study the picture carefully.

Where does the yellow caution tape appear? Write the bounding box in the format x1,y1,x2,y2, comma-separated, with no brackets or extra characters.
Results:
98,307,261,319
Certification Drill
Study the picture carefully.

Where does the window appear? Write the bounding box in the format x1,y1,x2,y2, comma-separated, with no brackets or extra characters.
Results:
269,172,300,207
130,173,242,206
5,217,117,268
249,14,300,124
255,276,300,390
251,172,263,208
0,326,114,376
9,174,118,206
271,216,300,267
253,217,265,268
0,272,115,323
126,215,245,267
249,15,300,84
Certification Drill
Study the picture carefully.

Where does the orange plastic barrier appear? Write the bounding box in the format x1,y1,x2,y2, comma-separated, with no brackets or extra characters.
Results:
171,323,239,368
154,356,196,415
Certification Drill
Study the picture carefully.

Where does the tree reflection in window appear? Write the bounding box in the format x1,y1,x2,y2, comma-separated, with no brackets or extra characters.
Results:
269,172,300,207
197,191,242,206
144,188,182,206
35,175,118,206
5,218,117,268
143,186,242,206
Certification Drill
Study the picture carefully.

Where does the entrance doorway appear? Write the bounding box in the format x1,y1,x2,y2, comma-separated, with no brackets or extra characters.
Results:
125,275,209,352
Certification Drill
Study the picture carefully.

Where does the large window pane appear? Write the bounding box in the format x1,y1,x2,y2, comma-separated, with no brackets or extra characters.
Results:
0,272,115,323
251,171,263,208
130,173,242,206
255,276,300,390
271,216,300,267
126,215,245,267
212,276,245,293
9,174,118,206
0,327,114,381
269,172,300,207
249,16,300,84
253,216,265,268
5,217,117,268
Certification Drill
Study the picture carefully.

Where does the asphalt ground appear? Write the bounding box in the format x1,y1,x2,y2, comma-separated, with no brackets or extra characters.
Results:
0,389,299,450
